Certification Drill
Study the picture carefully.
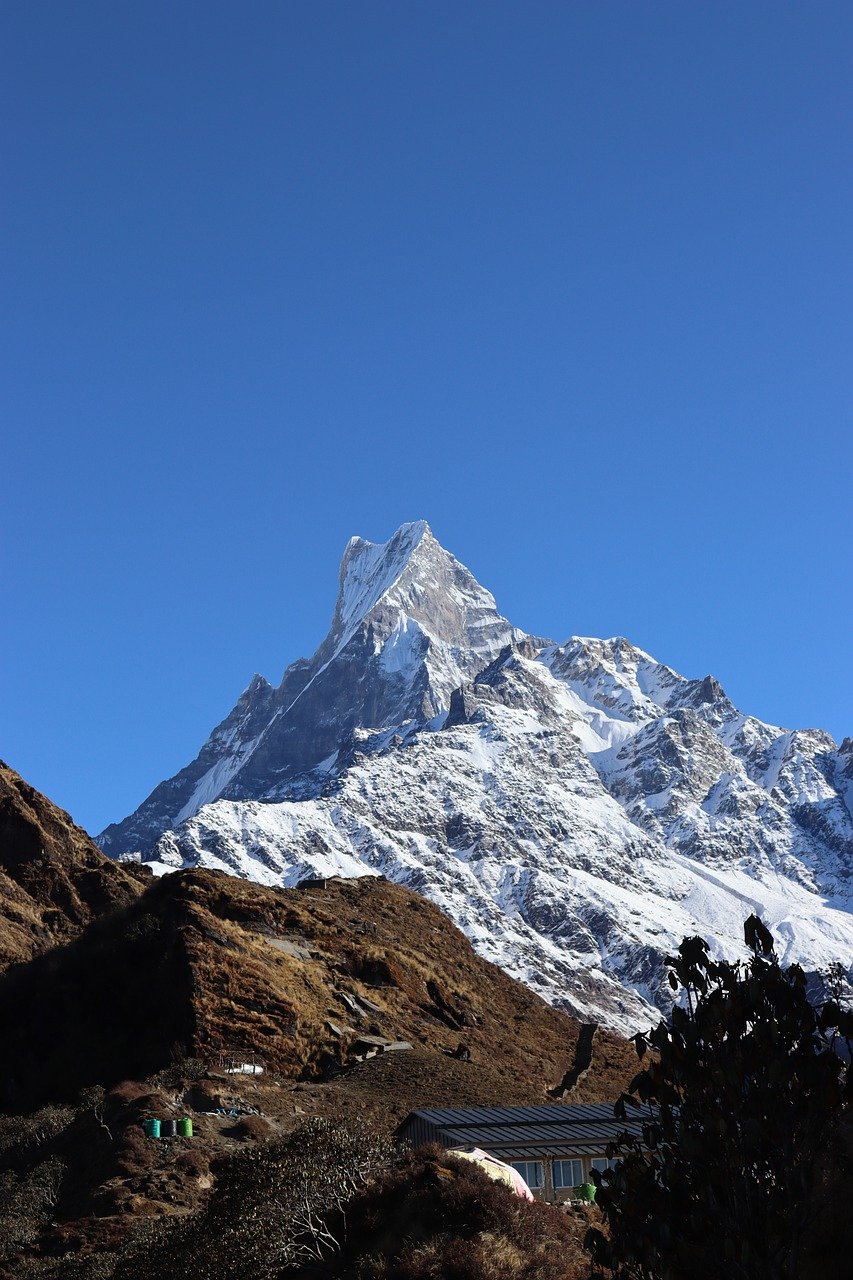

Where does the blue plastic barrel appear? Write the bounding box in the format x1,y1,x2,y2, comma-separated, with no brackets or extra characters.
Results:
143,1117,161,1139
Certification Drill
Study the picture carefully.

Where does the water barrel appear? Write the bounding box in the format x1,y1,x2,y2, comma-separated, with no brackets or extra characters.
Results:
178,1117,193,1138
143,1118,161,1139
162,1119,177,1138
575,1183,596,1203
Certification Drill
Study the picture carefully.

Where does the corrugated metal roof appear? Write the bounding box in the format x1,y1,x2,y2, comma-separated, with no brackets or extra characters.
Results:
440,1122,634,1144
398,1104,645,1155
407,1104,641,1131
453,1143,611,1158
408,1103,624,1127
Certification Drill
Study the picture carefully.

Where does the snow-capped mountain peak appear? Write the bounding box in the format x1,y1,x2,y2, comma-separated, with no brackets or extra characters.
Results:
99,522,523,851
330,520,433,653
329,518,521,661
99,523,853,1033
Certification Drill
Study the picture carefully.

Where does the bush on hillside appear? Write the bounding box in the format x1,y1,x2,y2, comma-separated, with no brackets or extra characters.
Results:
224,1113,272,1141
0,1157,66,1261
111,1117,392,1280
0,1106,75,1160
325,1145,588,1280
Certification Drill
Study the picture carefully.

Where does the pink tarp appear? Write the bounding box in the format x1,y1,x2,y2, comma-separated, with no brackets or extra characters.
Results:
448,1147,535,1200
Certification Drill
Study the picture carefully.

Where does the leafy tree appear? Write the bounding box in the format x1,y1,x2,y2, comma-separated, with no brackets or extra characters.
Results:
586,915,853,1280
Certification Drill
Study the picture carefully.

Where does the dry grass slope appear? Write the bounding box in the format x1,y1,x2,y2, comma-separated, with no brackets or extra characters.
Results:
0,867,637,1114
0,761,146,971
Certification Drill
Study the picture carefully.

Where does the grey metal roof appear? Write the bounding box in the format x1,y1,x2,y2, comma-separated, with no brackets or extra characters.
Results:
398,1103,645,1156
408,1103,629,1128
439,1121,632,1144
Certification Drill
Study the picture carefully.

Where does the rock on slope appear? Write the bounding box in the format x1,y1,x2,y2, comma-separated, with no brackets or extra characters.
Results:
98,523,853,1031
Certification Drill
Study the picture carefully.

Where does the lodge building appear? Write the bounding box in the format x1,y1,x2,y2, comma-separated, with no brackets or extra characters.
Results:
396,1102,642,1204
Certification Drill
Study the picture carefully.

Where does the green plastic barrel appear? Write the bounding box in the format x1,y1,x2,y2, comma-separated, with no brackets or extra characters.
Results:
574,1182,596,1203
143,1118,161,1139
178,1117,193,1138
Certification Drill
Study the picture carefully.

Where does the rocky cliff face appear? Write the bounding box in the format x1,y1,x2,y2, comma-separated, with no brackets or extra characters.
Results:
99,522,524,855
98,523,853,1031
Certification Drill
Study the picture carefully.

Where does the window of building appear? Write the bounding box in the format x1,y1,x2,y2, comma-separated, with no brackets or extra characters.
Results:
553,1159,584,1189
511,1161,544,1189
589,1157,617,1174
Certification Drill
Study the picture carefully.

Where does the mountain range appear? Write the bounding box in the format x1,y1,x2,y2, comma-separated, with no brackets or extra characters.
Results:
98,521,853,1030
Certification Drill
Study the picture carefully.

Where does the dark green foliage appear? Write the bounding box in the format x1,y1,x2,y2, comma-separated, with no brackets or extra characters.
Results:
586,915,853,1280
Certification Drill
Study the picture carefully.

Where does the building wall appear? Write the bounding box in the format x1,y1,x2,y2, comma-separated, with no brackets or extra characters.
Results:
511,1152,610,1204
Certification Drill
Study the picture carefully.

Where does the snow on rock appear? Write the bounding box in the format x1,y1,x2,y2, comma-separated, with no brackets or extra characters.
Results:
99,524,853,1033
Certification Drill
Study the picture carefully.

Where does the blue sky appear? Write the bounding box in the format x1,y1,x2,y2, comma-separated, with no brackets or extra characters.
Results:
2,1,851,835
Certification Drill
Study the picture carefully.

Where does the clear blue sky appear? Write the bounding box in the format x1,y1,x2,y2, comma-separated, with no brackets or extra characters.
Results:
2,2,851,836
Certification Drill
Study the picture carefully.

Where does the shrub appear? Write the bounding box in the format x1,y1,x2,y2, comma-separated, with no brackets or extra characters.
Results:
586,915,853,1280
106,1081,151,1108
333,1145,587,1279
173,1147,210,1179
225,1114,272,1141
111,1118,392,1280
112,1128,158,1179
0,1156,66,1261
149,1058,209,1090
0,1106,74,1159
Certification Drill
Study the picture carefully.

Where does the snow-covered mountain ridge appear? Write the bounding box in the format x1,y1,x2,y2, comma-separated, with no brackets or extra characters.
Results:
99,522,853,1031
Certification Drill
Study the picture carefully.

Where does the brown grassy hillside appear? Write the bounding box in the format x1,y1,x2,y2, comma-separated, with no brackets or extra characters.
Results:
0,867,637,1112
0,761,147,971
